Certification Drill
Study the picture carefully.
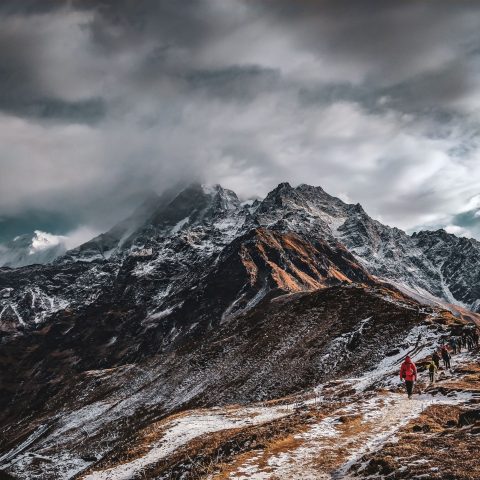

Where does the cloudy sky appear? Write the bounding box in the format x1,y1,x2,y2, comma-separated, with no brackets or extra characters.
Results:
1,0,480,243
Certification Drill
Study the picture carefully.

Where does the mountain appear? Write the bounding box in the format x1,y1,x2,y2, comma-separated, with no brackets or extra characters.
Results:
1,182,480,478
245,182,480,313
0,230,67,268
1,181,480,336
3,182,480,315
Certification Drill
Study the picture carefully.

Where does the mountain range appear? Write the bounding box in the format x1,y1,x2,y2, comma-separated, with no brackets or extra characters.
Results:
1,182,480,479
1,182,479,337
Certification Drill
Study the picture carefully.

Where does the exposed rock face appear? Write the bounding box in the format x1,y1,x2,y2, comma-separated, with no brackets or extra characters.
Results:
245,182,480,313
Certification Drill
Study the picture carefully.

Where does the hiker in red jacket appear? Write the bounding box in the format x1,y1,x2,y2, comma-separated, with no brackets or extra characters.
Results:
400,355,417,399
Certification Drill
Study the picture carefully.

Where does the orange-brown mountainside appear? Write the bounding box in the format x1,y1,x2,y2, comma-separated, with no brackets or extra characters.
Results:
240,228,372,291
0,225,374,443
173,227,374,326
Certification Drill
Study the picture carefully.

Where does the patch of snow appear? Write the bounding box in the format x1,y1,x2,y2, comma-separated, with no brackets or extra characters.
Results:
49,401,113,441
170,216,190,235
83,404,290,480
0,424,50,465
10,304,26,326
148,307,175,320
1,288,13,298
132,262,156,277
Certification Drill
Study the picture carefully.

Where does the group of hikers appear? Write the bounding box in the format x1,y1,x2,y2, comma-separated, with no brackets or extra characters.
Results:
399,325,479,399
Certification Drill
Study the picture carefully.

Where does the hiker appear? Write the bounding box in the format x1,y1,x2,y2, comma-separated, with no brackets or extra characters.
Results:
400,355,417,399
428,360,437,383
456,336,462,353
449,337,457,354
432,350,440,369
462,332,468,349
473,330,479,348
441,346,451,370
467,333,474,351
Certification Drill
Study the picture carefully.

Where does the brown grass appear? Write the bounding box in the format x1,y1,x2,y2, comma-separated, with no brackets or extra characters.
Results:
352,404,480,479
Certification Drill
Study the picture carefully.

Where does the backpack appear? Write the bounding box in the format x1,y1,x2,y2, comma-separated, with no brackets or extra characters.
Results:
402,362,416,378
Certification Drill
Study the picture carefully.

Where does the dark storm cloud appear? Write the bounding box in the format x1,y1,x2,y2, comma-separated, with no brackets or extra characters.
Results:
0,0,479,243
0,96,105,124
86,0,214,47
184,66,281,101
253,0,479,95
0,1,66,15
0,4,105,123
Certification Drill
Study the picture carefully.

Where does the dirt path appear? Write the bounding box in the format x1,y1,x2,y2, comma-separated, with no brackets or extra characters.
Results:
212,349,480,480
215,389,468,480
79,348,477,480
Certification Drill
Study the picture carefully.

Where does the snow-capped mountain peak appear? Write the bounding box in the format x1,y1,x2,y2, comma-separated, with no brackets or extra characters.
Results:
2,182,480,329
29,230,67,254
0,230,67,268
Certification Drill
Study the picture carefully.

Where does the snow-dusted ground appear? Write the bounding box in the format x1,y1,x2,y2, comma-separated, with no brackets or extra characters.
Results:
76,320,476,480
211,324,476,479
81,405,292,480
223,390,474,480
77,379,475,480
1,314,475,480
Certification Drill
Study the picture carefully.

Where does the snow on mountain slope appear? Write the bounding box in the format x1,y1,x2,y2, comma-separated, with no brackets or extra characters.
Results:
60,181,480,318
0,284,461,479
248,182,480,312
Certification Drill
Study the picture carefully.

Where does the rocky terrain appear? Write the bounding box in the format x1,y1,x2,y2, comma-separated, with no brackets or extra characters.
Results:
2,289,478,479
1,182,480,479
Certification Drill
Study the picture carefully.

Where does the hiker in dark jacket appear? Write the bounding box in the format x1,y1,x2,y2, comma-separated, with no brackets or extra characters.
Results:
467,333,474,351
432,350,440,369
449,337,457,354
441,346,451,370
400,356,417,399
473,330,479,348
456,336,462,353
428,360,437,383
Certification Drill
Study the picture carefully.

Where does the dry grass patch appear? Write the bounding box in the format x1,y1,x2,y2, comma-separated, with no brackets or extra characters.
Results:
351,404,480,479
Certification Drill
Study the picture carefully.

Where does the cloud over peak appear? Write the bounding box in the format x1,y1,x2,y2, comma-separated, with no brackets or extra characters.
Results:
0,0,479,238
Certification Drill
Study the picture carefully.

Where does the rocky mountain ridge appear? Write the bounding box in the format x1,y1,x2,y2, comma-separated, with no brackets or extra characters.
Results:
1,182,479,339
59,181,480,316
